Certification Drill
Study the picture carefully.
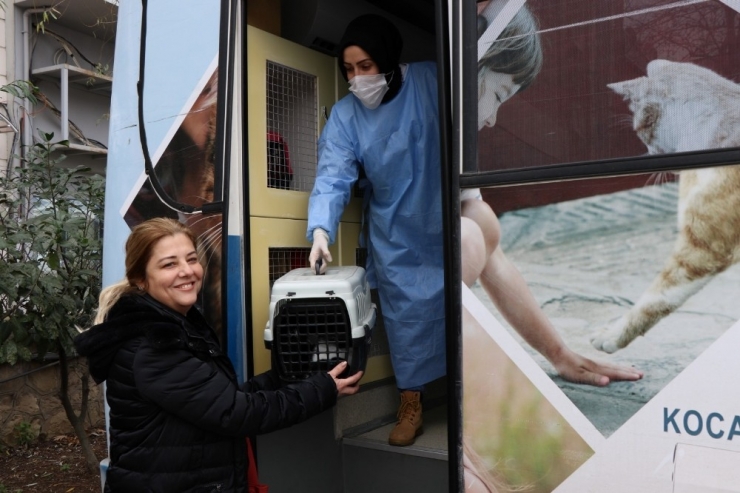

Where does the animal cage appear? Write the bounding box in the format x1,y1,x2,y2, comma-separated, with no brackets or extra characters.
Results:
264,266,376,382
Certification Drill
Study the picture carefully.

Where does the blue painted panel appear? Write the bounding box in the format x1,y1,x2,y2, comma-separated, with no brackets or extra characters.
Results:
225,234,245,383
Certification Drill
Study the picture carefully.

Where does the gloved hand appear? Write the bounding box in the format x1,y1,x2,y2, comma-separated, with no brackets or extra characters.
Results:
309,228,332,275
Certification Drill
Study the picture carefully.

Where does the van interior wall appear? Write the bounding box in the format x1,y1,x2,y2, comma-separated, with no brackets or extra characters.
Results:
246,0,281,37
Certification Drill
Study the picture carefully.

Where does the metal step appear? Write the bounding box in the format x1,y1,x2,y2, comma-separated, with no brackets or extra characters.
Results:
256,378,450,492
342,404,449,493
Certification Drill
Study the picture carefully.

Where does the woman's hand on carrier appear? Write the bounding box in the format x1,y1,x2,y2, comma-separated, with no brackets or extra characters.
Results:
309,228,332,274
329,361,363,396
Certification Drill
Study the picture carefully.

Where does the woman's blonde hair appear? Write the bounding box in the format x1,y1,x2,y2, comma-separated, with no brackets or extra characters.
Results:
93,218,199,324
478,6,543,92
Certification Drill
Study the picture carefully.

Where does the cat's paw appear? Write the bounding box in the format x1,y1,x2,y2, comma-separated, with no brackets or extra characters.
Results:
590,327,625,354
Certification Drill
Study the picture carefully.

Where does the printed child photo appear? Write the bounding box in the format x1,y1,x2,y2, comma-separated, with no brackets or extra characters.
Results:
464,2,740,489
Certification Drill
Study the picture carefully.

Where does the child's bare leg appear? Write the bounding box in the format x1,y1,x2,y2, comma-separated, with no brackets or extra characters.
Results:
461,198,500,256
461,217,487,286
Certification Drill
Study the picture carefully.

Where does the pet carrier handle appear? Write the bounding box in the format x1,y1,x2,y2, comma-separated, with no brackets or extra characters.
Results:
315,258,324,275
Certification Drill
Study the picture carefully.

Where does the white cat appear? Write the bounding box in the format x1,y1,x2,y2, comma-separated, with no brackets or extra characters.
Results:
591,59,740,353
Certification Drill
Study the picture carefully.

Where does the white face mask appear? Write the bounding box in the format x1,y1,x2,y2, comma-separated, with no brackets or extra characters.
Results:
348,73,390,109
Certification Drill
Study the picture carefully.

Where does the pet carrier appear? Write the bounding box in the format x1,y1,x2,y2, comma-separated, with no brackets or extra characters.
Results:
264,266,376,382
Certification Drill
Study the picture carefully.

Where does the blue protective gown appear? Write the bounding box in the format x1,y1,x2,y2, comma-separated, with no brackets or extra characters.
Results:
306,62,445,388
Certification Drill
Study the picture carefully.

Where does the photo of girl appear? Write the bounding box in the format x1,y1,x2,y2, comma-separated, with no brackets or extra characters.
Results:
462,2,643,490
463,0,643,389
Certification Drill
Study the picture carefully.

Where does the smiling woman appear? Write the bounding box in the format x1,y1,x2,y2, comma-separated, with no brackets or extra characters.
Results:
74,217,363,493
142,233,204,315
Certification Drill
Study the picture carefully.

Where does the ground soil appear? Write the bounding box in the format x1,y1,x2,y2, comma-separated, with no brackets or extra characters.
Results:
0,430,107,493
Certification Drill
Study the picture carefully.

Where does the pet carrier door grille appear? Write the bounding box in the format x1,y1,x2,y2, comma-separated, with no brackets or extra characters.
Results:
272,298,352,381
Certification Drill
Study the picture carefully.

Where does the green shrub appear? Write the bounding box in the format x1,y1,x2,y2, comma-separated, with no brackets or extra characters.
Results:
0,131,104,365
13,421,36,447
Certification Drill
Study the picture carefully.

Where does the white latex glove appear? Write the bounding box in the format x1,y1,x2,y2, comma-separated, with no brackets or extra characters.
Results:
309,228,332,275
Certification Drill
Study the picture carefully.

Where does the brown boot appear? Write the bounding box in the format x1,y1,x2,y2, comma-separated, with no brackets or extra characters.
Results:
388,390,423,446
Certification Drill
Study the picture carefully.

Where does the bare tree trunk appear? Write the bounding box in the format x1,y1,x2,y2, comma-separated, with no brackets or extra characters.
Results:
57,342,100,474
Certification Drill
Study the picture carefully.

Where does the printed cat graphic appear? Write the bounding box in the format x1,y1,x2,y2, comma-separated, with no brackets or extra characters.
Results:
167,71,222,332
591,59,740,353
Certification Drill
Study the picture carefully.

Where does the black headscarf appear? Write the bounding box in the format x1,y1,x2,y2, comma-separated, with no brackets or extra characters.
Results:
338,14,404,104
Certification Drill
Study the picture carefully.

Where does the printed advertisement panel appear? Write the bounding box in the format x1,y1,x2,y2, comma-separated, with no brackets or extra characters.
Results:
103,0,222,331
475,0,740,173
465,170,740,491
464,1,740,491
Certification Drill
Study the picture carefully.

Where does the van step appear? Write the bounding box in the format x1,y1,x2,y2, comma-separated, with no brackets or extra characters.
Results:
344,403,448,459
256,379,449,492
341,405,448,493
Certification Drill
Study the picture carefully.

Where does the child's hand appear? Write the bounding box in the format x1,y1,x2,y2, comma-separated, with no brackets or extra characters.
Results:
553,348,644,386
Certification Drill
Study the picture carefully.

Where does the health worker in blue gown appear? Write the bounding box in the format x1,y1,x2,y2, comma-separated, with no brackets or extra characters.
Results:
307,14,442,447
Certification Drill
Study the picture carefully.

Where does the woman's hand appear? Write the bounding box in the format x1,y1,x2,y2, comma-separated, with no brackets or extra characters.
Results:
328,361,363,396
309,228,332,274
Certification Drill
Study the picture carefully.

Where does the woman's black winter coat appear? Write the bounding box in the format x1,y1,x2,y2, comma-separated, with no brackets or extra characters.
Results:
74,294,338,493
